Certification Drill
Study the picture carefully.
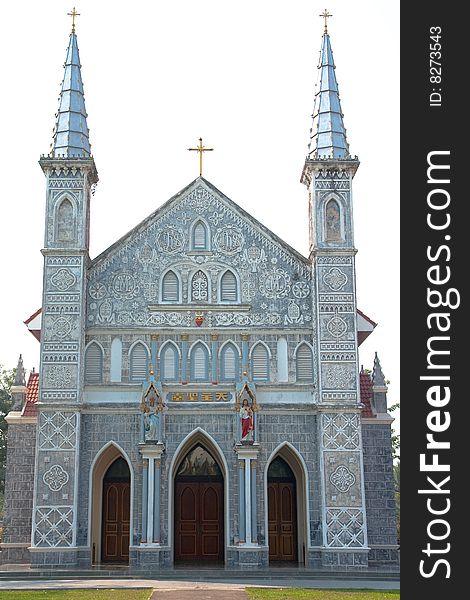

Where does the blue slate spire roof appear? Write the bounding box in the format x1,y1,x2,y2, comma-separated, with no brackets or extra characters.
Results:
52,31,91,158
308,31,349,160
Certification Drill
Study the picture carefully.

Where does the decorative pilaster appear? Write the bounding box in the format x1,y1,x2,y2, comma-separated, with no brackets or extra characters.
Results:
211,335,218,382
181,335,188,382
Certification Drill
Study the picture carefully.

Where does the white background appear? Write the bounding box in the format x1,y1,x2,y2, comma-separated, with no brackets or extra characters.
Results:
0,0,399,428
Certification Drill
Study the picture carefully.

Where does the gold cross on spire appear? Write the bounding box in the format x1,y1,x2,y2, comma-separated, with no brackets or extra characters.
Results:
68,7,80,34
320,9,332,33
188,137,214,177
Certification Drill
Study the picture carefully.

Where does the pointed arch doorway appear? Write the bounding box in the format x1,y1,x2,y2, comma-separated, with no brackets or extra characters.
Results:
102,457,130,562
90,443,133,565
174,444,224,562
267,456,297,562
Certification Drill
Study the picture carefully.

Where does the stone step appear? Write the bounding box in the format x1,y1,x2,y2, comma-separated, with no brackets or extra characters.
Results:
0,568,399,581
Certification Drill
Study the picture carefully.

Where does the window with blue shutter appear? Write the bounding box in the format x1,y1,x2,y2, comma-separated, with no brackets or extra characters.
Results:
85,342,103,384
296,343,313,381
220,270,238,302
192,221,208,250
161,343,178,381
221,343,238,381
162,270,179,302
251,343,269,381
130,342,149,382
191,343,209,381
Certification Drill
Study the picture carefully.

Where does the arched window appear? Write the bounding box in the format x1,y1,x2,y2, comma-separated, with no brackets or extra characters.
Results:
296,343,313,381
325,199,342,241
190,343,209,381
160,343,179,381
191,270,209,302
161,270,179,302
85,342,103,384
251,343,269,382
129,342,149,382
220,270,238,302
192,221,208,250
56,198,75,242
220,343,239,381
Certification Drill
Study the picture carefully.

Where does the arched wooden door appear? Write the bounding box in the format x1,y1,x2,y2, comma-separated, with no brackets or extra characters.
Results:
268,456,297,562
174,444,224,562
102,457,130,563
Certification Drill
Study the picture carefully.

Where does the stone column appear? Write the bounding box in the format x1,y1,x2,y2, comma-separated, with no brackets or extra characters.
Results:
141,459,148,543
139,443,165,545
235,446,259,546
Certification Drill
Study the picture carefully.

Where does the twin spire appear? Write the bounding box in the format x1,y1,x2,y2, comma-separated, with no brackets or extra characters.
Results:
49,10,350,163
307,12,350,160
52,12,90,158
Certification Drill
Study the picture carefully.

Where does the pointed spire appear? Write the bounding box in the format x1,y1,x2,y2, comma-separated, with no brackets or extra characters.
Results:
307,26,349,160
52,29,91,158
14,354,26,387
372,352,386,388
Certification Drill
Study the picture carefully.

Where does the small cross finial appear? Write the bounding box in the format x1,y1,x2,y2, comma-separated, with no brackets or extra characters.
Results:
320,8,332,33
188,137,214,177
68,7,80,33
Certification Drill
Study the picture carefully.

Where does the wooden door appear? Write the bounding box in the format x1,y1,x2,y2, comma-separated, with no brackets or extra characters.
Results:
175,481,223,561
102,481,130,562
268,482,297,561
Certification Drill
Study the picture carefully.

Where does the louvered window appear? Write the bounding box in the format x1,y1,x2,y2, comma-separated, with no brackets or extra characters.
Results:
251,343,269,381
85,343,103,384
130,343,148,382
162,270,179,302
193,222,208,250
220,270,238,302
161,344,178,381
296,344,313,381
191,344,209,381
221,344,238,381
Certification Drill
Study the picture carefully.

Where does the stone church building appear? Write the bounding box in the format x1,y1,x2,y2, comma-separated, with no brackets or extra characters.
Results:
1,17,398,571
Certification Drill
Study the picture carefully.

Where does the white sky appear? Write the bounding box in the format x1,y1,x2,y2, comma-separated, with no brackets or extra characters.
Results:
0,1,399,425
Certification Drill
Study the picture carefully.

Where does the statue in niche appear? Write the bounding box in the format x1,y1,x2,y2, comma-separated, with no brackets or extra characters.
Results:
240,398,254,441
325,199,341,241
57,199,75,242
140,375,166,443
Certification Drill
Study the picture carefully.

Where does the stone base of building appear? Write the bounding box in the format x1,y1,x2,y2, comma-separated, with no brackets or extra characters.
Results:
129,545,172,569
0,543,31,564
29,547,91,568
318,548,370,569
368,545,400,567
226,545,269,569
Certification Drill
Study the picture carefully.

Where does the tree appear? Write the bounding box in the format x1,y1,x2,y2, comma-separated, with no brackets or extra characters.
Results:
0,364,14,517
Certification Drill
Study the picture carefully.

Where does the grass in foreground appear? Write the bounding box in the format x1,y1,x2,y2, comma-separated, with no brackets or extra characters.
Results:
0,589,152,600
246,589,400,600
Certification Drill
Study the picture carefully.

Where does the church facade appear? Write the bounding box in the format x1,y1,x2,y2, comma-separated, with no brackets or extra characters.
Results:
1,18,398,571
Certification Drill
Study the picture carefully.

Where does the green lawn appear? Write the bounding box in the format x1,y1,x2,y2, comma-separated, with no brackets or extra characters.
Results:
0,590,152,600
246,589,400,600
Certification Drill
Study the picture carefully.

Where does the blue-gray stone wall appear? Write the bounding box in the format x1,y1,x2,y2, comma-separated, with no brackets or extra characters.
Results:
0,422,36,564
362,422,398,565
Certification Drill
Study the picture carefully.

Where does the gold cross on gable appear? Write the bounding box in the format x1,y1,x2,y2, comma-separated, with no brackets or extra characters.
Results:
320,9,332,33
188,137,214,177
68,7,80,33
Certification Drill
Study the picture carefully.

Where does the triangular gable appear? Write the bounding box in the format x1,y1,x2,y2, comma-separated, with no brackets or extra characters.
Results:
90,177,310,276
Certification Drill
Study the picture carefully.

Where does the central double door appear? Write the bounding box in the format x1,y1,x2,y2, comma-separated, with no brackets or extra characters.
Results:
175,481,224,561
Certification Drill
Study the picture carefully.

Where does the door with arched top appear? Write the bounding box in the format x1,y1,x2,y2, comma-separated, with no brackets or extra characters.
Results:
174,444,224,562
102,457,130,563
268,456,298,562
